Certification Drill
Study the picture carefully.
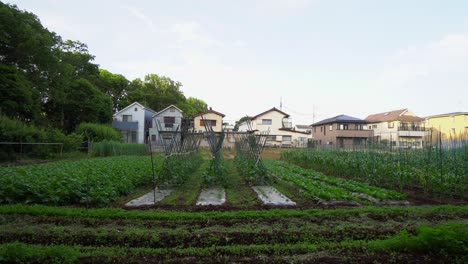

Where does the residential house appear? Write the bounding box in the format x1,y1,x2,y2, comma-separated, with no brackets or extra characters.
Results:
424,112,468,142
112,102,156,143
194,107,225,132
311,115,373,149
238,107,312,147
148,105,184,143
365,109,429,149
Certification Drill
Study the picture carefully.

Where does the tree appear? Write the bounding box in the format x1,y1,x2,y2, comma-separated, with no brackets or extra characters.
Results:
234,116,252,131
97,69,129,112
0,64,40,121
180,97,208,116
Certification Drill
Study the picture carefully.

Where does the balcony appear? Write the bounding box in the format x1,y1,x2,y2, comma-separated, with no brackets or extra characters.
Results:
112,120,138,130
397,126,428,137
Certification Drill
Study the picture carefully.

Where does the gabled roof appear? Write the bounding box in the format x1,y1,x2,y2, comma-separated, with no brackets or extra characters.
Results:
365,109,423,122
152,104,183,117
251,107,290,120
425,112,468,119
194,108,225,118
113,102,156,116
312,115,368,126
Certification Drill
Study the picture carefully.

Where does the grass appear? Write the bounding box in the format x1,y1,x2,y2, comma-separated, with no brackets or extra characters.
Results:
224,160,260,208
89,140,148,157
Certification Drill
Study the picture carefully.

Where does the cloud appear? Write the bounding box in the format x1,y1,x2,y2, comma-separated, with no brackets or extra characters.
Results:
170,22,222,47
120,5,158,32
375,31,468,87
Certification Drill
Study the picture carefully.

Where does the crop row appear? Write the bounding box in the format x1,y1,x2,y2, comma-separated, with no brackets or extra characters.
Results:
264,159,405,203
0,156,164,207
281,149,468,197
1,222,466,263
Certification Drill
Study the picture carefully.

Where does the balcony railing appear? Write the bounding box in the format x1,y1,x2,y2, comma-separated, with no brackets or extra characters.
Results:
398,126,426,131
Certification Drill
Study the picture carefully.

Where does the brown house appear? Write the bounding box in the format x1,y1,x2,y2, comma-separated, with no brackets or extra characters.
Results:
311,115,373,149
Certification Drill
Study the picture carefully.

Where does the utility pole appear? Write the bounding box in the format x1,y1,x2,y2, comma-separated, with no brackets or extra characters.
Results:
280,97,282,111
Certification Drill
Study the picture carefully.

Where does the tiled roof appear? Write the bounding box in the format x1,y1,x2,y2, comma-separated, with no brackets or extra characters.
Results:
251,107,290,120
194,108,225,117
312,115,368,126
365,109,423,122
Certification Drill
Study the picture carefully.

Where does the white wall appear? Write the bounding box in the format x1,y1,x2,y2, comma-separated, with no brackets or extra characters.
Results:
114,104,146,143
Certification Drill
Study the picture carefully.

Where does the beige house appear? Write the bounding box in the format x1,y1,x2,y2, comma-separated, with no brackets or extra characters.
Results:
238,107,312,147
194,107,225,132
365,109,429,149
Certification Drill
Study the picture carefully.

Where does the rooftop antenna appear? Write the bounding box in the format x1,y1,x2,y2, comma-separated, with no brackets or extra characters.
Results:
280,97,283,111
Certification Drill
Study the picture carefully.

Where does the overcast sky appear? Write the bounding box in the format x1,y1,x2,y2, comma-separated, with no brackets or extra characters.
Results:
8,0,468,125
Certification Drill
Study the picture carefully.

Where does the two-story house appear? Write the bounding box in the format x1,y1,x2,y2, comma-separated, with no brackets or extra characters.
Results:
112,102,156,143
238,107,312,147
149,105,184,142
365,109,429,149
194,107,225,132
425,112,468,142
311,115,373,149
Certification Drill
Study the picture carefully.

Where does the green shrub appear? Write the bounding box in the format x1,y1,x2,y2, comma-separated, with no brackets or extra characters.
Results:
90,140,148,157
75,122,120,142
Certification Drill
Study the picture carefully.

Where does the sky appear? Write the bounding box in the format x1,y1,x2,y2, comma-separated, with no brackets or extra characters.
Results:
7,0,468,125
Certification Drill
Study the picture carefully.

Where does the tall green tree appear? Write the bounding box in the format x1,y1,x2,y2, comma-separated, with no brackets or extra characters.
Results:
97,69,129,112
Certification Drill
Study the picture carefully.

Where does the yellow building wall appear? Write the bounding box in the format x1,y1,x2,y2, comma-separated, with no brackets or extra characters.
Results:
194,112,223,132
425,114,468,140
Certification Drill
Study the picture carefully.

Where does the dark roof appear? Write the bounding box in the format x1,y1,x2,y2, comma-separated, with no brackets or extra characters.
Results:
251,107,290,120
365,109,423,122
312,115,368,126
296,125,312,129
278,128,311,134
425,112,468,119
194,108,225,118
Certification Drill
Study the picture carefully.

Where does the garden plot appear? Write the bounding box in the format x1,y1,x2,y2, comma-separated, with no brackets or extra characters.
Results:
125,188,173,206
253,186,296,205
196,187,226,205
264,159,407,205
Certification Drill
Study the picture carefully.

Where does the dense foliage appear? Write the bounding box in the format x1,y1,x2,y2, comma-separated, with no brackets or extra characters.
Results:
159,152,204,185
75,123,120,142
235,135,269,185
0,115,82,160
90,140,149,157
0,156,163,207
281,149,468,197
0,2,208,135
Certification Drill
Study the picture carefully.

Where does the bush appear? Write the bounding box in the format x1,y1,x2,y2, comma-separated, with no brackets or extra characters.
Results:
90,140,148,157
75,122,120,142
0,115,83,160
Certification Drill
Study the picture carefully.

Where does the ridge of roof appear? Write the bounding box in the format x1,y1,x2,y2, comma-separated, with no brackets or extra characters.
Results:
114,102,157,116
152,104,183,117
251,107,290,120
312,114,368,126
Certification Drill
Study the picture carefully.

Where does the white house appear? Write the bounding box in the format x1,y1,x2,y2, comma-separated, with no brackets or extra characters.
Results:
238,107,312,147
112,102,156,144
149,105,184,142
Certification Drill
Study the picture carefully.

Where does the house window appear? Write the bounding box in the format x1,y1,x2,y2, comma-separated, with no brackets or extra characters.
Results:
355,124,362,130
262,119,272,125
134,107,138,112
388,122,394,128
451,128,456,135
266,135,276,141
340,124,349,130
200,119,217,127
306,129,311,134
123,115,132,122
164,117,175,128
391,141,396,146
372,125,377,129
151,135,156,141
329,125,333,131
282,136,292,141
170,108,175,112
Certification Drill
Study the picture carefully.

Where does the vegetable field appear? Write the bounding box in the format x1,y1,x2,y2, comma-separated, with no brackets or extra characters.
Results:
0,204,466,263
0,156,163,207
281,148,468,198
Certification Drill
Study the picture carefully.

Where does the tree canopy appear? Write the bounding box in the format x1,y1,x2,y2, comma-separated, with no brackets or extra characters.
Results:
0,2,209,134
